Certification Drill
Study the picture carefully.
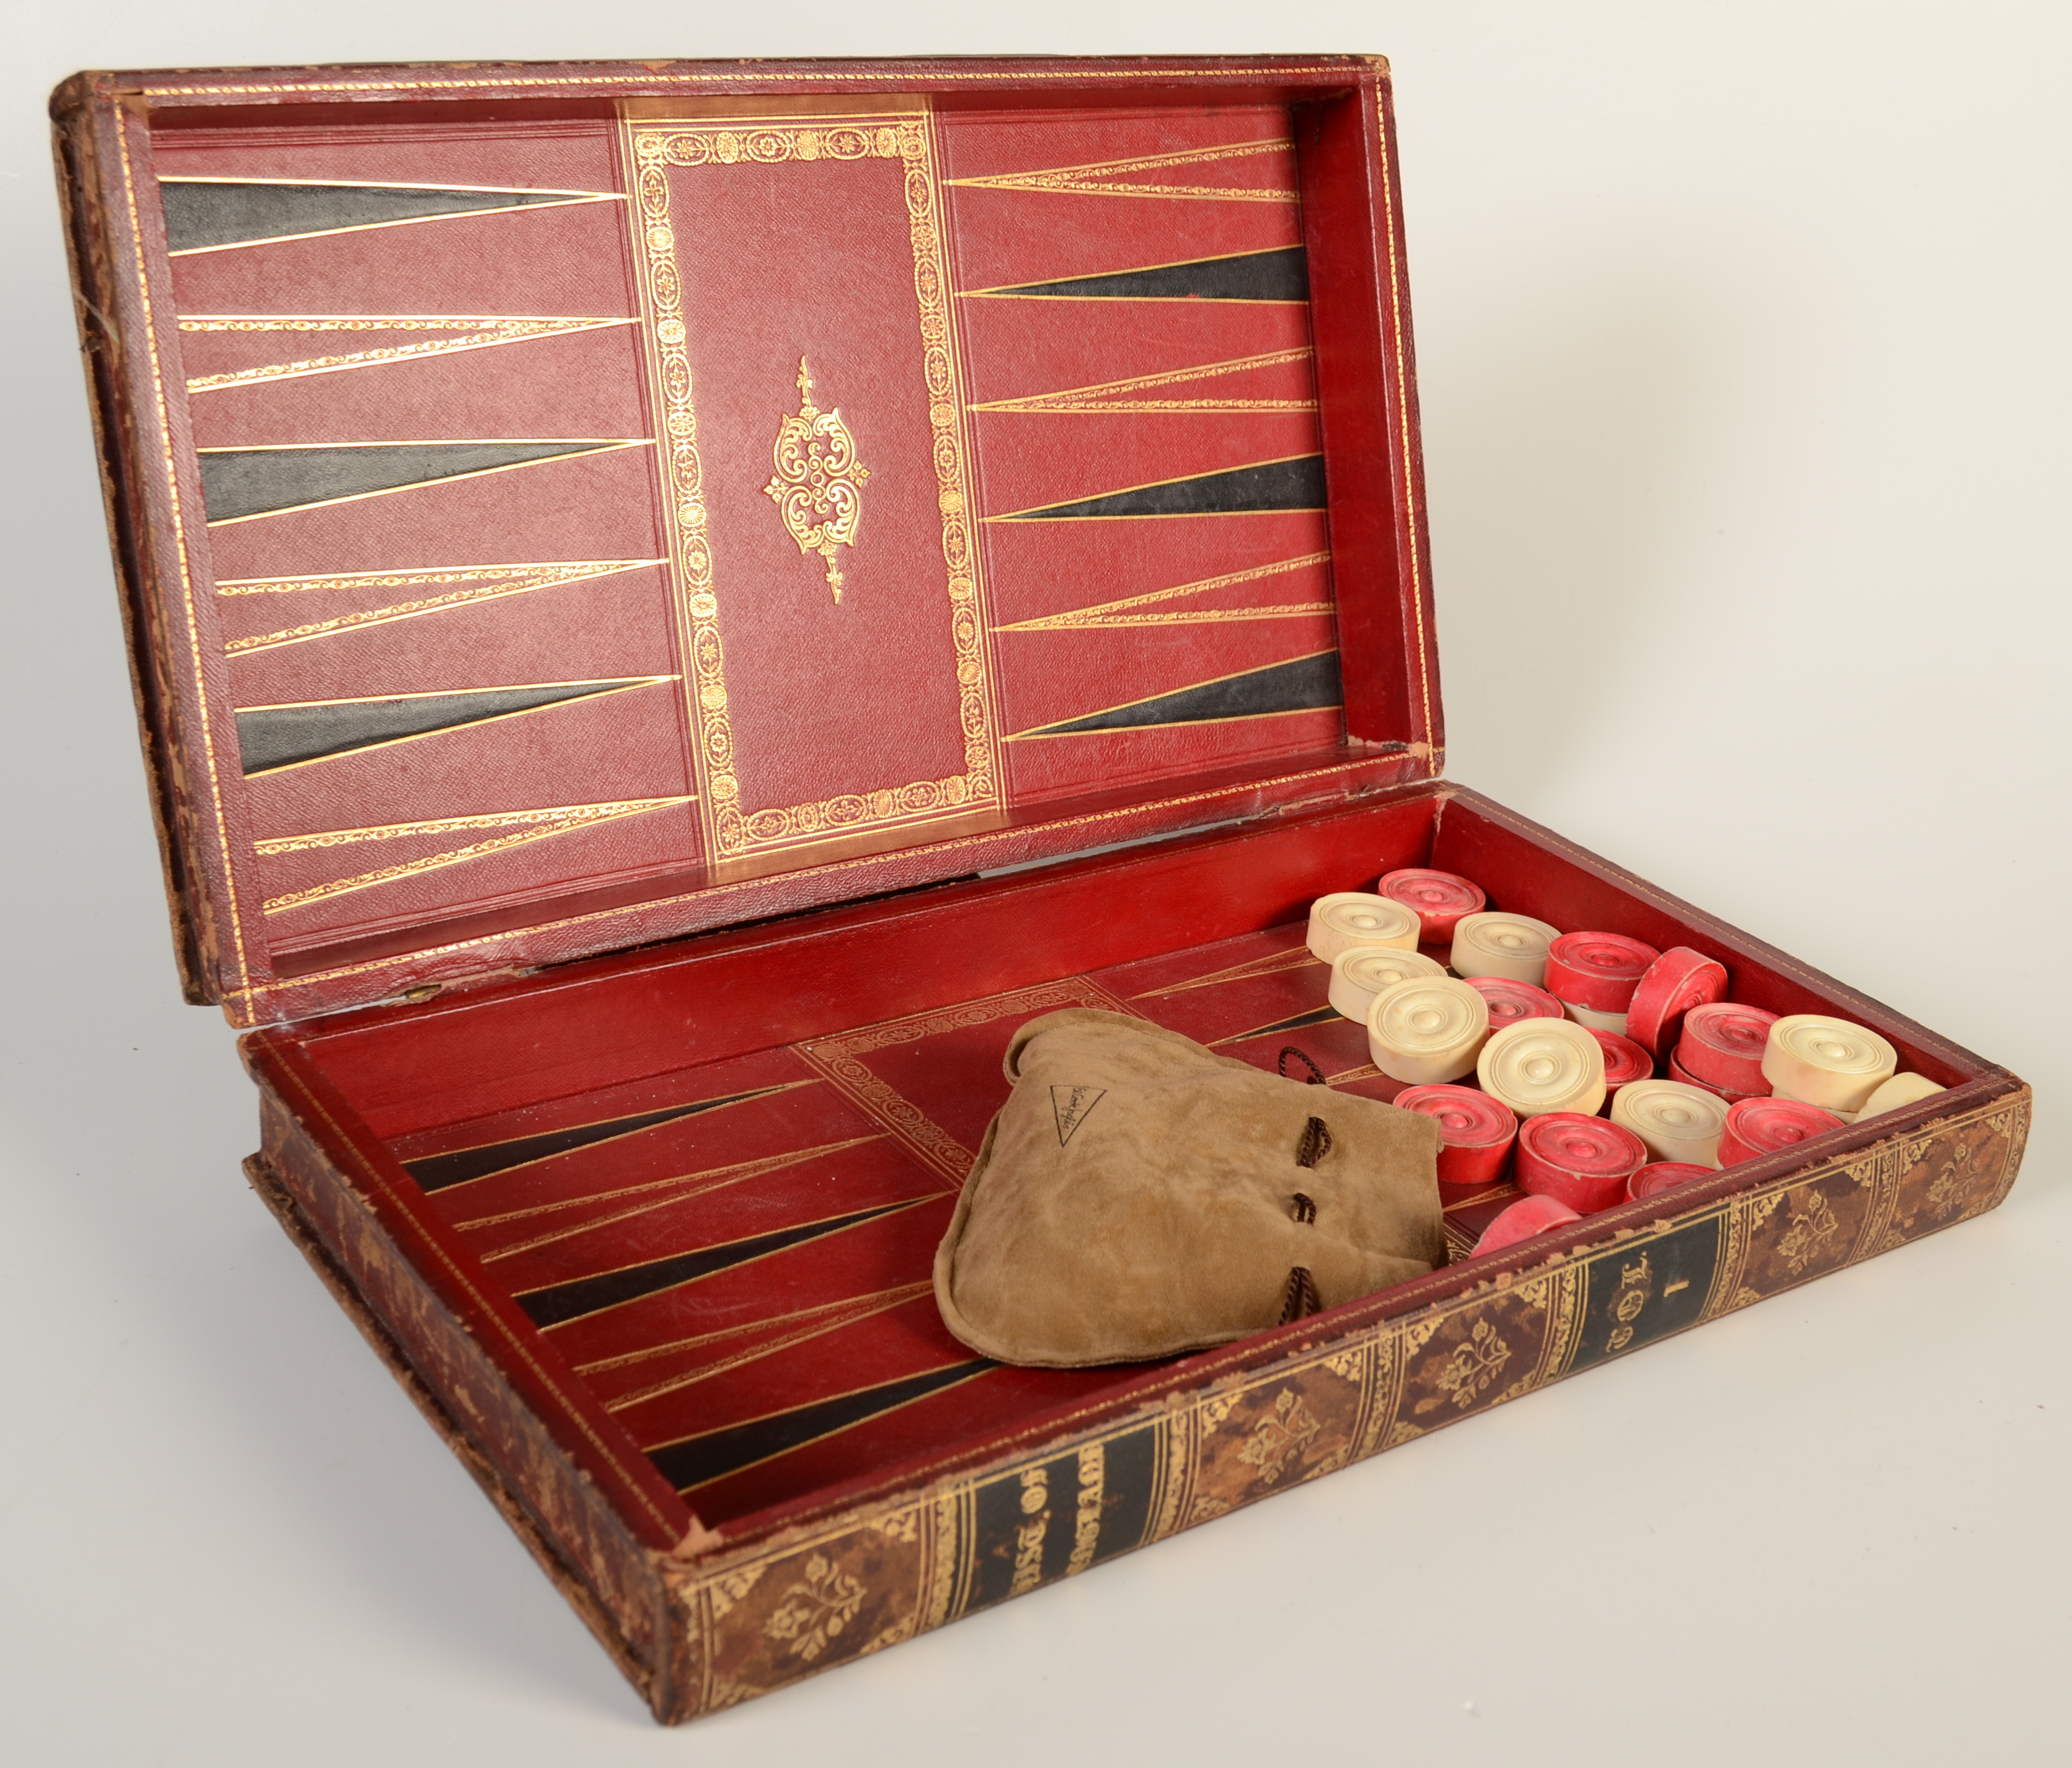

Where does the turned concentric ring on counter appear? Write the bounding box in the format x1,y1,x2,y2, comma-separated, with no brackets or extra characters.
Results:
1393,1083,1518,1189
1328,945,1446,1023
1376,867,1486,943
1718,1096,1846,1165
1609,1078,1728,1168
1306,892,1423,964
1761,1014,1898,1114
1678,1003,1779,1095
1625,946,1728,1058
1475,1016,1606,1117
1449,910,1562,987
1365,975,1490,1085
1514,1111,1648,1213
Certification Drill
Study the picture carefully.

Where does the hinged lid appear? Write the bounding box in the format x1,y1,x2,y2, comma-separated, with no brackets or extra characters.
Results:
54,55,1441,1027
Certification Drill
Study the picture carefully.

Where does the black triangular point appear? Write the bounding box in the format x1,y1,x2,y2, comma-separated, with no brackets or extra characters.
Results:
974,246,1309,303
236,680,653,775
646,1361,991,1493
1209,1005,1341,1047
405,1087,792,1193
199,441,628,524
515,1199,929,1330
160,180,602,253
1015,651,1341,740
998,455,1325,522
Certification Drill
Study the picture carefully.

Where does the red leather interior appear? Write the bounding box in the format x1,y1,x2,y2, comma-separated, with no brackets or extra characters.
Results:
271,788,1993,1537
146,94,1369,995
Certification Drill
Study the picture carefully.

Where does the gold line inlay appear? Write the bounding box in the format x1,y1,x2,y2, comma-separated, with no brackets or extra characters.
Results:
972,347,1316,414
160,182,625,257
639,1360,992,1488
219,559,660,652
472,1135,884,1260
118,115,251,986
239,676,678,780
199,439,654,528
600,1283,935,1413
1131,943,1323,997
575,1280,929,1377
179,314,636,392
995,550,1332,633
259,796,693,913
949,136,1296,203
984,450,1322,523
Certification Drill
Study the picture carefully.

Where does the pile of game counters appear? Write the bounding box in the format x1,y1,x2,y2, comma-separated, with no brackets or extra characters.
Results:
1303,868,1951,1261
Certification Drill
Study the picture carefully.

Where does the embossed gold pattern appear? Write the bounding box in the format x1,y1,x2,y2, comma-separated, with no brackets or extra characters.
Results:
763,1554,866,1661
178,314,634,392
972,347,1317,414
657,1095,2022,1721
1236,1388,1321,1483
218,559,660,652
626,112,1000,861
994,551,1334,634
794,977,1139,1183
763,358,871,601
256,796,693,914
949,137,1297,203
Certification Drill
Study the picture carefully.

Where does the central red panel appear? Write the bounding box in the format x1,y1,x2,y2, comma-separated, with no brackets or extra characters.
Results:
632,114,992,865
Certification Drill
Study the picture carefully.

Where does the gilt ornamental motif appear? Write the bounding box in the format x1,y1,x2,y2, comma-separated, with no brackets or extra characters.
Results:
764,357,869,602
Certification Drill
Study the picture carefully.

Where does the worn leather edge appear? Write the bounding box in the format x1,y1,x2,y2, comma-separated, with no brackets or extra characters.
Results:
50,87,211,1002
251,1108,698,1720
241,1153,676,1716
241,1082,2028,1723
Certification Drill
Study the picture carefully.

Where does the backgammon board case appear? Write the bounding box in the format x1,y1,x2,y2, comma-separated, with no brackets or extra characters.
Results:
51,54,2030,1723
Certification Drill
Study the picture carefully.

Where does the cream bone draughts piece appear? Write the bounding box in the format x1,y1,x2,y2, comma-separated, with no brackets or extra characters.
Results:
1477,1016,1606,1118
1328,946,1447,1023
1365,976,1490,1085
1306,892,1424,965
1854,1072,1947,1121
1609,1078,1729,1168
1449,911,1562,987
1761,1014,1898,1115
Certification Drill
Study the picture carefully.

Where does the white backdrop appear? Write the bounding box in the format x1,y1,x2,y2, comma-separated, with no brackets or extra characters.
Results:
4,6,2066,1763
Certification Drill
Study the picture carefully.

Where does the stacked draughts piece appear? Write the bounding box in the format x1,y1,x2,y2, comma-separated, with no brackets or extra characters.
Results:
1305,869,1947,1259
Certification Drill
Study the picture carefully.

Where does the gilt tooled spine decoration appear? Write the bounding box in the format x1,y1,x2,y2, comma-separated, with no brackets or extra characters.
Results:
763,358,869,602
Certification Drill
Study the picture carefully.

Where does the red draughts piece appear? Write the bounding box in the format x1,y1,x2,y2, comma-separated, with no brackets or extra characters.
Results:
1513,1111,1648,1214
1376,868,1487,943
1667,1049,1766,1104
1624,946,1729,1059
1544,931,1661,1013
1627,1161,1714,1201
1590,1027,1654,1096
1678,1003,1779,1095
1464,974,1564,1032
1718,1096,1846,1165
1474,1194,1583,1258
1394,1083,1518,1192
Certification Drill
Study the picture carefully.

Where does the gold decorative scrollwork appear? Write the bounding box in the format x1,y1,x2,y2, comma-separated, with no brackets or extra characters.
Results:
625,112,1001,860
764,357,870,602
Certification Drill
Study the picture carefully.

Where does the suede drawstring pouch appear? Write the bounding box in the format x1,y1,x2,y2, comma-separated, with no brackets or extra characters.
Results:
934,1008,1446,1366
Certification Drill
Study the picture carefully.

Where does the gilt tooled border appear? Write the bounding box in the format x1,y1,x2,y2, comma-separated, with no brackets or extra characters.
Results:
791,976,1138,1184
624,112,1001,863
113,110,252,989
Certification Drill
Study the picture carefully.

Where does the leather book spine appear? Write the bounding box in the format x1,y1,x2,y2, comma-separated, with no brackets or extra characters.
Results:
244,1051,2026,1721
660,1085,2028,1720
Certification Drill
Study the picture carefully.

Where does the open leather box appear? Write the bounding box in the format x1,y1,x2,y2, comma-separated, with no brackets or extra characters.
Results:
53,54,2030,1723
